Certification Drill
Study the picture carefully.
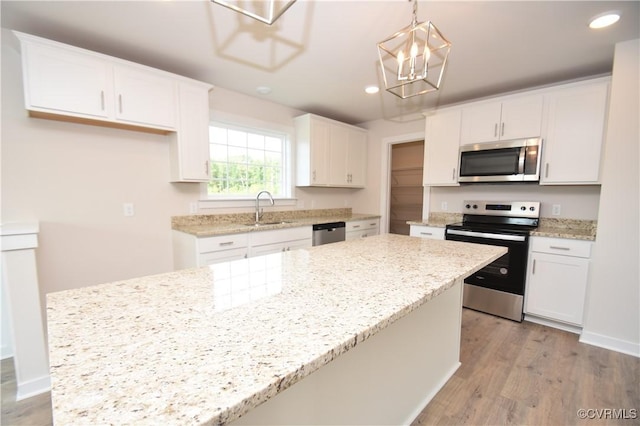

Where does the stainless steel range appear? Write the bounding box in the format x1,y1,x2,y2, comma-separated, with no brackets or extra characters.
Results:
445,200,540,322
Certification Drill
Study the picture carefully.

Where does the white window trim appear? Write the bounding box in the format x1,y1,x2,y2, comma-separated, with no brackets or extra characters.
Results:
199,110,297,209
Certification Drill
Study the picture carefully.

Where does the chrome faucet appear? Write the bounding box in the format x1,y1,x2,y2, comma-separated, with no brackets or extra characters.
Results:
255,190,275,223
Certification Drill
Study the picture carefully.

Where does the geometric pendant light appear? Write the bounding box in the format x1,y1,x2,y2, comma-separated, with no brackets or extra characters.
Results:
210,0,297,25
377,0,452,99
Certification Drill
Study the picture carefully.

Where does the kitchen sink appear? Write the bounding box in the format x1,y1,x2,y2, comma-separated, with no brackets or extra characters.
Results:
243,221,292,227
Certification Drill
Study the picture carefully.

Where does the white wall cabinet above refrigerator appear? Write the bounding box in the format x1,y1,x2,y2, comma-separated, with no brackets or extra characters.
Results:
295,113,367,188
460,94,544,145
540,78,609,185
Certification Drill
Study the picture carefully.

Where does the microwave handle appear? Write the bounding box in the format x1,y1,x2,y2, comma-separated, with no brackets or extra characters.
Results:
518,147,526,174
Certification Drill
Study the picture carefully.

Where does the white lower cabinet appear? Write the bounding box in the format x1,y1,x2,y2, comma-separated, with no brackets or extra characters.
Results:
173,227,312,269
346,219,379,240
409,225,445,240
174,232,250,268
248,227,312,257
525,237,591,327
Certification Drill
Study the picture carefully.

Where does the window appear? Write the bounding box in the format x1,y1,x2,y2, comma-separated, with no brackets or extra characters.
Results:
208,123,289,198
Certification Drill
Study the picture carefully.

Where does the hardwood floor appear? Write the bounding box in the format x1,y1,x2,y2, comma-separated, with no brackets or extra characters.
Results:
2,309,638,425
1,358,52,426
412,309,640,425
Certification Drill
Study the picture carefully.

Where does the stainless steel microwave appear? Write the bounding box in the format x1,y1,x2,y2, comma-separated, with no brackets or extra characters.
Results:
458,138,543,183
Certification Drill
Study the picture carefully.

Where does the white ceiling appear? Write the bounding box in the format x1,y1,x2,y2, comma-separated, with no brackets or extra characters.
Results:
2,1,639,125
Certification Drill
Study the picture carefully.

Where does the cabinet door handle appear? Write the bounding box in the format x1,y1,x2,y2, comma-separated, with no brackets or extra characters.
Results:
100,90,105,111
118,94,123,113
352,225,360,229
219,241,234,247
420,232,433,236
312,170,316,182
369,223,377,226
501,122,505,137
532,259,536,274
452,168,456,181
205,160,209,176
549,246,571,251
494,123,498,137
545,163,549,178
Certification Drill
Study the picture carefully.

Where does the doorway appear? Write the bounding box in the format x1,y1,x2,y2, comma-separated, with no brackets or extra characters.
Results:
389,141,424,235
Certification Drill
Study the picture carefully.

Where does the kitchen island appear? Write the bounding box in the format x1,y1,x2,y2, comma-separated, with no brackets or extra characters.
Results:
46,234,505,425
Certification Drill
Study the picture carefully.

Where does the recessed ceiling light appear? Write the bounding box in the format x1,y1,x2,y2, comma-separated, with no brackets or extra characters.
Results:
365,85,379,94
589,11,621,29
256,86,272,95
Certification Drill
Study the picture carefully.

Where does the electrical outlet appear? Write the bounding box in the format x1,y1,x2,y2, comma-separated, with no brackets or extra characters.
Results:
441,201,448,211
552,204,561,216
123,203,135,217
189,202,198,214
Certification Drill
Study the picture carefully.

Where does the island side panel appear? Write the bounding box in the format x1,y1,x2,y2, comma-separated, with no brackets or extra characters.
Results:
233,280,464,425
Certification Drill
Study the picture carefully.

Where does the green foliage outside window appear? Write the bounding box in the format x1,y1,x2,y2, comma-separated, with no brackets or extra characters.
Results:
208,125,285,197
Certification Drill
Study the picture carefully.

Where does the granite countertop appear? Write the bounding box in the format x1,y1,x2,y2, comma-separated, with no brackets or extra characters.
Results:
408,214,597,241
46,234,505,425
172,208,381,237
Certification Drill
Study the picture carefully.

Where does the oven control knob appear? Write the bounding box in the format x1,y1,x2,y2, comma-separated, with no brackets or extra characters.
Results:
465,204,471,209
530,206,536,211
472,204,478,209
520,206,526,211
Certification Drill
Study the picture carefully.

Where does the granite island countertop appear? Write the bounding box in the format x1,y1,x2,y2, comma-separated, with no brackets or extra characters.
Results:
46,234,505,425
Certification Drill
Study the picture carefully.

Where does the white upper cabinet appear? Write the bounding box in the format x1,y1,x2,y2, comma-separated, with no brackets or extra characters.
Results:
15,31,213,183
169,81,212,182
21,39,112,120
346,130,367,187
540,79,609,185
16,31,185,132
295,114,330,186
112,64,176,129
296,113,367,188
423,108,461,186
460,94,543,144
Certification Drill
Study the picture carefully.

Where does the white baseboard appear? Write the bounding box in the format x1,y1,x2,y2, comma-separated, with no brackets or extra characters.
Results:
524,314,582,334
1,344,13,360
579,330,640,358
15,375,51,401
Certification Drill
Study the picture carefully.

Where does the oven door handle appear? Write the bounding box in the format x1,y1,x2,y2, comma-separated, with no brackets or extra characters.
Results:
446,229,526,242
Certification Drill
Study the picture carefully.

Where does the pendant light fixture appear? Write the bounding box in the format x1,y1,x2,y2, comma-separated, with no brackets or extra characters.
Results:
377,0,451,99
210,0,296,25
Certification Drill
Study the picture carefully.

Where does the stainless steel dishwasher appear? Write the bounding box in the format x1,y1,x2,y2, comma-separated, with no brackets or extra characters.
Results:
312,222,346,246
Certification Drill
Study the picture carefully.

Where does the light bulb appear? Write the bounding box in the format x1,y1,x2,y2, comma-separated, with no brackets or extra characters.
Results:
410,42,418,59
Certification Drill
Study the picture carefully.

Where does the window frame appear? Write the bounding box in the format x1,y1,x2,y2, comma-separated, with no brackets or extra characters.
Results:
199,116,297,209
